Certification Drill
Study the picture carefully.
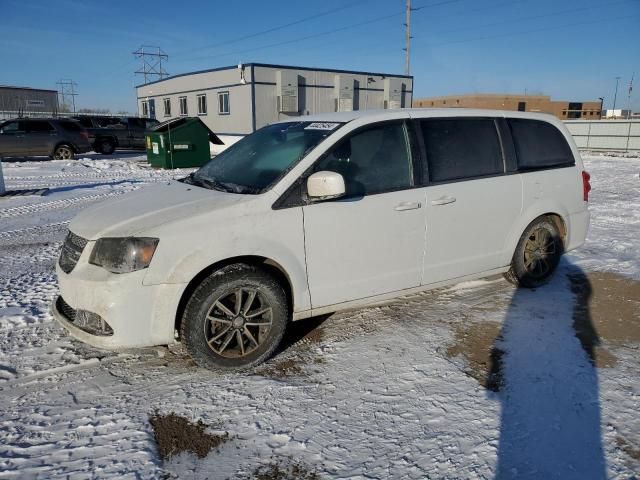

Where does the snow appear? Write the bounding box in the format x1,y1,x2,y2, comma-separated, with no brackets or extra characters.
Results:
0,153,638,479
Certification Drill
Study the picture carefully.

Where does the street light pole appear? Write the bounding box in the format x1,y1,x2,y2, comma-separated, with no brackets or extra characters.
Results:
612,76,621,116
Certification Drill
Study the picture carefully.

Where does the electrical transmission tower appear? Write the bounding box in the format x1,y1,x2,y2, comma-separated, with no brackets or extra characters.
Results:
133,46,169,84
56,79,78,113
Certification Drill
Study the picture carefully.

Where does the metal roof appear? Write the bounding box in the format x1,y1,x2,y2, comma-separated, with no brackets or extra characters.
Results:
0,85,58,93
136,62,413,88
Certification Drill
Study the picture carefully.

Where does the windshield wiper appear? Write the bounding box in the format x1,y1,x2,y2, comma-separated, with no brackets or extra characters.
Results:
180,173,258,194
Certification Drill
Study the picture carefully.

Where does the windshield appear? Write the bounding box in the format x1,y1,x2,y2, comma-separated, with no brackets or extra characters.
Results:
183,121,343,194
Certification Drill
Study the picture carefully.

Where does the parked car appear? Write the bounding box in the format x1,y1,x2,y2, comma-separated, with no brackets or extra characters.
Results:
0,118,91,159
52,109,590,370
72,115,159,154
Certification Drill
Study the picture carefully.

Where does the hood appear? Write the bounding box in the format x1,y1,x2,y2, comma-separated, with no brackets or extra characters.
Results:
69,181,255,240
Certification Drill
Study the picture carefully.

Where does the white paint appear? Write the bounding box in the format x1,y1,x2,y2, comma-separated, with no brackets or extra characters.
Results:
306,170,345,199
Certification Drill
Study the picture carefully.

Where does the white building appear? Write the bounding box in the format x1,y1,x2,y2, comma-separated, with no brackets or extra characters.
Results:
135,63,413,142
602,109,632,119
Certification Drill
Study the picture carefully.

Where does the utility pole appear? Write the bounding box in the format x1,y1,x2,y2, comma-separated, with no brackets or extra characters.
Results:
627,72,634,119
404,0,412,75
133,46,169,84
612,76,621,115
56,79,78,113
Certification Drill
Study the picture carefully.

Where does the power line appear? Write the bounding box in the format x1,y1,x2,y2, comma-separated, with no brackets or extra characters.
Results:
174,0,368,58
405,0,412,75
178,0,467,64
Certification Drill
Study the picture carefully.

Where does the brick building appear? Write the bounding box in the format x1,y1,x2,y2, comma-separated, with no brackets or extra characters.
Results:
413,93,603,120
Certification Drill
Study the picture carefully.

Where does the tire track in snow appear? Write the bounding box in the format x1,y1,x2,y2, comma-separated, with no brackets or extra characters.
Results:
0,190,129,218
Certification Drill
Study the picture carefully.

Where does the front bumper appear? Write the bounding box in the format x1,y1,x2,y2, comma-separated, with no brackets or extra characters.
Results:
53,256,186,350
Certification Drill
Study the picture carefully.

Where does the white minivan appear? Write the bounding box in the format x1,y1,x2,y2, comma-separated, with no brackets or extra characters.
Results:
53,109,590,369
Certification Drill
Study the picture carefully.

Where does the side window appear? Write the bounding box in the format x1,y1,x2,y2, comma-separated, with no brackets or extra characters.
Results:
508,119,574,169
163,98,171,117
312,122,413,197
25,120,55,133
197,94,207,115
141,100,149,118
179,96,188,116
420,118,503,183
217,91,230,114
0,121,22,133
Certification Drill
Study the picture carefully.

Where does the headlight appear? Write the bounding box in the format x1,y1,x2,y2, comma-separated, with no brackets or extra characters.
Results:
89,237,159,274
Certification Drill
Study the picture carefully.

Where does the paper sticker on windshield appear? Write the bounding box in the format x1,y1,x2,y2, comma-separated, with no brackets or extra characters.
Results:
304,122,341,131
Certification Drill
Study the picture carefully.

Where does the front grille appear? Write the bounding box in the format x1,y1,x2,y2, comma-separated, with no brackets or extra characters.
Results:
59,230,88,274
56,296,113,336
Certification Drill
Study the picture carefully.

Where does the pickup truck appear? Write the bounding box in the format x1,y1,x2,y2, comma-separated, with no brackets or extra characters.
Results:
72,116,159,154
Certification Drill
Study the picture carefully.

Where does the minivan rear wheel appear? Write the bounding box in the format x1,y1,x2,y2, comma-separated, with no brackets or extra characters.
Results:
504,217,563,288
180,264,288,370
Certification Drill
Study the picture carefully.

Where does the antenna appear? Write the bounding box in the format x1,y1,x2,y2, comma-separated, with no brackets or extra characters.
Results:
56,79,78,113
133,46,169,84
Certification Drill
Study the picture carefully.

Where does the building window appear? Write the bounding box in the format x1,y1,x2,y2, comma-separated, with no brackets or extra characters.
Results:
179,96,188,116
163,98,171,117
218,91,230,115
197,94,207,115
518,101,526,112
141,100,149,117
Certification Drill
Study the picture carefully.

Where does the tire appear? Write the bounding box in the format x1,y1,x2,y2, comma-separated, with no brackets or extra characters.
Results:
52,144,75,160
98,139,116,155
180,264,289,370
504,217,563,288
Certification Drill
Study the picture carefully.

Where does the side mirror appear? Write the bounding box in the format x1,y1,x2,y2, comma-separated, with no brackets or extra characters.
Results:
307,171,345,201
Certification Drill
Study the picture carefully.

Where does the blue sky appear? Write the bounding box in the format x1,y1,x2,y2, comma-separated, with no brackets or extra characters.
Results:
1,0,639,112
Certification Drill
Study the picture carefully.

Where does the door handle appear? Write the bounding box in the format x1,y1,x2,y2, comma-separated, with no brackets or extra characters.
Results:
394,201,422,211
431,196,456,206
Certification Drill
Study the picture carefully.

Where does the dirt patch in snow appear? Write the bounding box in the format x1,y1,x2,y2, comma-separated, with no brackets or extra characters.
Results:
446,322,504,391
569,271,640,368
149,413,229,460
249,460,321,480
616,436,640,461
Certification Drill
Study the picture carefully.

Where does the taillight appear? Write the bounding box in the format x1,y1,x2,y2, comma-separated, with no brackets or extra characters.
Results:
582,171,591,202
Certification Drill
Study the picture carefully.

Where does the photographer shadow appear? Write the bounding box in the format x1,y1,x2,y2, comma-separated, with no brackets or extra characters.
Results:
489,261,606,479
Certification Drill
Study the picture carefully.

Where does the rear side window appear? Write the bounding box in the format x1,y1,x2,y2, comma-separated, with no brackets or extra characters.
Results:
508,119,574,169
59,121,83,132
74,117,93,128
420,118,503,183
25,120,55,132
312,122,413,197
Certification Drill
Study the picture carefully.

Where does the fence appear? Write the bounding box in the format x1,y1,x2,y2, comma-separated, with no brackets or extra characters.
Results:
564,120,640,153
0,110,135,120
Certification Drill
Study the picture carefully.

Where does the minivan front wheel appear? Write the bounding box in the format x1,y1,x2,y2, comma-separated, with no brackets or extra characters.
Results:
505,217,563,288
180,264,288,370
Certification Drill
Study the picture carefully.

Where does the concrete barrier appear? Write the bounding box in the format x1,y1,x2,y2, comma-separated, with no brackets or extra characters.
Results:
564,120,639,152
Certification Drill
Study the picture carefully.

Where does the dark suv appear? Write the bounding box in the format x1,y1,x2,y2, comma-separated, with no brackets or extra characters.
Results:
0,118,91,160
72,115,159,154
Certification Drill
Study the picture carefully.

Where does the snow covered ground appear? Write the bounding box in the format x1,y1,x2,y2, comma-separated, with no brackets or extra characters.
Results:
0,153,638,479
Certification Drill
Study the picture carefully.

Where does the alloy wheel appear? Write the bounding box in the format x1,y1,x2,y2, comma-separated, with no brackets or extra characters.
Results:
523,227,556,279
204,288,273,358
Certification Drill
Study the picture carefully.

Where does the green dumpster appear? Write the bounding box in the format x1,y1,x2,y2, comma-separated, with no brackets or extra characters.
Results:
145,117,224,169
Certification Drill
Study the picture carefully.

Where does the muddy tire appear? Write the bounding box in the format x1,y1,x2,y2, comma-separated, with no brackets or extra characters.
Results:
98,139,116,155
504,217,563,288
180,264,288,370
52,144,74,160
